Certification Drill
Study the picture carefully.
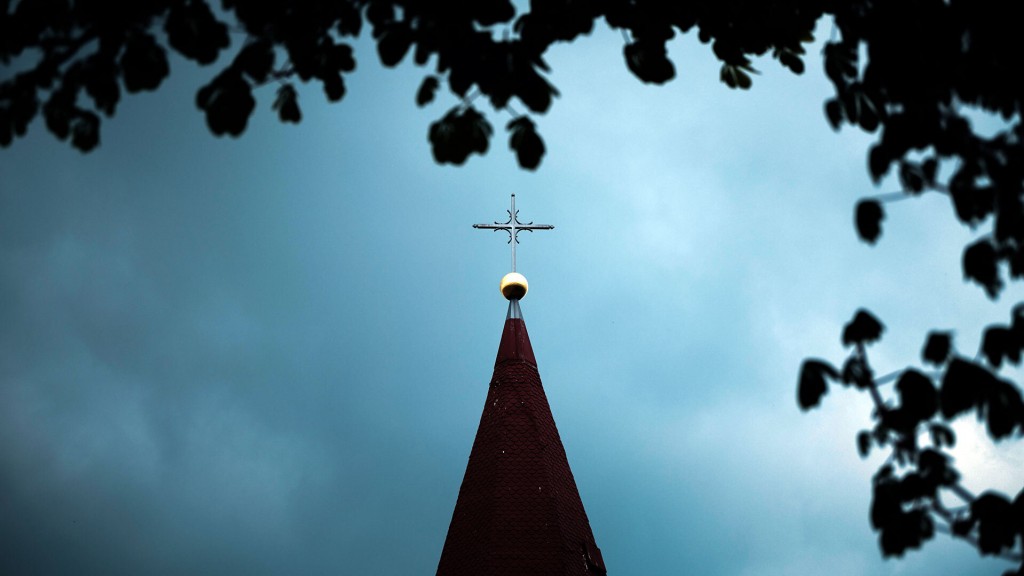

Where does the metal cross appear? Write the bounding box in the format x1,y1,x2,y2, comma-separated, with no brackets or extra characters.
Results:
473,193,554,272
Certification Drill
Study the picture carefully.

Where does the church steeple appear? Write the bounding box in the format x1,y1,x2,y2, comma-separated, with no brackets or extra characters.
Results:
437,196,606,575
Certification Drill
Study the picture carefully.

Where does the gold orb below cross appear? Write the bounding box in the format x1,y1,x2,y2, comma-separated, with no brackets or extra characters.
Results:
500,272,529,300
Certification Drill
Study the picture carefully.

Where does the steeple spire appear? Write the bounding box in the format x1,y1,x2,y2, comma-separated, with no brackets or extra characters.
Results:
437,211,607,575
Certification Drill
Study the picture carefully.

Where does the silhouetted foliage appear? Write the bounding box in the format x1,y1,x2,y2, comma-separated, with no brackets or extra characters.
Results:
0,0,827,166
801,308,1024,573
802,4,1024,546
3,1,1024,572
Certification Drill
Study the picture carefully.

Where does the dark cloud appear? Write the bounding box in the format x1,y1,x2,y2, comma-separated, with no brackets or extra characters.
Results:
2,28,1019,576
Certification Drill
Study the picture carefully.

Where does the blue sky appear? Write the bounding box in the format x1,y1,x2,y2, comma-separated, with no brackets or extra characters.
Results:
2,19,1022,576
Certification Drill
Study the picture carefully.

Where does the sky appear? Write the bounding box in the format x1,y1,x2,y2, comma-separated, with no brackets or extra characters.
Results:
2,18,1023,576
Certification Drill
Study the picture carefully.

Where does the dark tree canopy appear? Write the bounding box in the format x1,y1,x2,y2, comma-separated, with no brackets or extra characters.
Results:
2,1,1023,573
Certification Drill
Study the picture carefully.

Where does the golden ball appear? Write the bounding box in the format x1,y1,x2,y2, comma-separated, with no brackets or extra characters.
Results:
500,272,529,300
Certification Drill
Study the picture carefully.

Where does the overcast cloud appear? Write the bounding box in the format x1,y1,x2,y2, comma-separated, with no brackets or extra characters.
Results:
2,22,1022,576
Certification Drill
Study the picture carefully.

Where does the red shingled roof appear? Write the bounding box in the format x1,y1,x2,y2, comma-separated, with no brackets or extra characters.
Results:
436,303,607,576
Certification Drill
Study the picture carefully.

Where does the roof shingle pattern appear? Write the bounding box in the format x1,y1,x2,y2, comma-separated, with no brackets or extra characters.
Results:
436,315,606,576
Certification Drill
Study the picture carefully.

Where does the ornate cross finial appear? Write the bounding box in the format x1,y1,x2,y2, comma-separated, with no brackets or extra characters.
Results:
473,193,554,272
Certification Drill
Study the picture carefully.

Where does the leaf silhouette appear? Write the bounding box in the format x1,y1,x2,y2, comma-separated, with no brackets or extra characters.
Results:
507,116,545,170
922,332,952,366
798,359,838,410
855,199,884,244
842,309,885,347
